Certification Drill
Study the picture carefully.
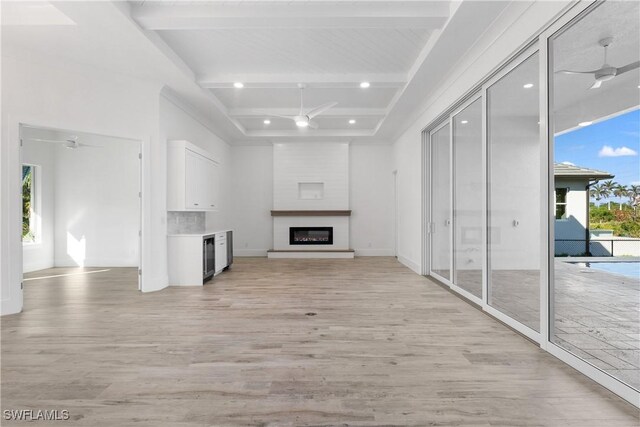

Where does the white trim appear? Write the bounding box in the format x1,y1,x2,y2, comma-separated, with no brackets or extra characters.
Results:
354,249,395,257
450,284,482,306
483,303,541,343
160,87,231,147
547,343,640,407
267,251,354,259
397,255,421,274
429,270,451,287
234,249,269,257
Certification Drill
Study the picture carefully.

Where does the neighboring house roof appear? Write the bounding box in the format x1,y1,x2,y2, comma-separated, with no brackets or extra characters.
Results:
554,163,614,180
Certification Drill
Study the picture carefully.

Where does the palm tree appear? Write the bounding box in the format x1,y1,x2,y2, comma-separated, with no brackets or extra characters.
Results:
601,180,615,210
590,183,604,205
629,185,640,215
612,184,628,210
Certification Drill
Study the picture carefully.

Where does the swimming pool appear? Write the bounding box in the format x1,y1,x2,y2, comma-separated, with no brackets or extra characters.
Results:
572,262,640,279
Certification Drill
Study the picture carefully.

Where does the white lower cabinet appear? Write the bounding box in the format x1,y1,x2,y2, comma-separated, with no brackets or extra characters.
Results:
167,230,233,286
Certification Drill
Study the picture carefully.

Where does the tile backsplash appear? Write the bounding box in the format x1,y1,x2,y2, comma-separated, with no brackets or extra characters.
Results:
167,211,205,234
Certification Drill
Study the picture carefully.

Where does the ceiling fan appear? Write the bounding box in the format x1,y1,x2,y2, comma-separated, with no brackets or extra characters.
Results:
556,37,639,89
261,83,337,129
28,135,101,149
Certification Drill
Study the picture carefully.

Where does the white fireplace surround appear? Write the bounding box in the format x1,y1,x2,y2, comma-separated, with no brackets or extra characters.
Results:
270,142,353,258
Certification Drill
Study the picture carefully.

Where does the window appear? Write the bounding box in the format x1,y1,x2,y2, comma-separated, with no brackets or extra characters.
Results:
22,164,38,243
555,188,567,220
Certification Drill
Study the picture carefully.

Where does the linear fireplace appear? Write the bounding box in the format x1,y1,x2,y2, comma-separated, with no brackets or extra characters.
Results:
289,227,333,245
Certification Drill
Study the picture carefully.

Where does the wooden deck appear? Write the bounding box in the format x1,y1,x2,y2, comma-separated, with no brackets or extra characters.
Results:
2,257,638,426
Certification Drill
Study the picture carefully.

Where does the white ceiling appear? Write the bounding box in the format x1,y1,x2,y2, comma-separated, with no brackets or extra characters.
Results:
129,0,456,140
2,1,533,144
552,0,640,133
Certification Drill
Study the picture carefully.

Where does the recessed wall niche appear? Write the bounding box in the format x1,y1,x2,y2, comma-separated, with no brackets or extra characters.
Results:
298,182,324,200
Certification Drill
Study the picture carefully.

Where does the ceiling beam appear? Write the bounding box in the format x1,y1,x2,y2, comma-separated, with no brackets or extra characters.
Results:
131,2,450,30
228,108,387,118
245,129,376,138
197,73,407,89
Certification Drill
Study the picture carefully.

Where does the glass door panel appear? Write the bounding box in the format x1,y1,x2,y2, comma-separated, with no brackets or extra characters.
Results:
550,1,639,391
452,98,483,298
487,53,541,332
430,124,451,280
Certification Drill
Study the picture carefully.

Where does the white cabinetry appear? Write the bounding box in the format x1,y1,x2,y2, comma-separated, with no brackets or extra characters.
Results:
168,140,219,211
214,232,227,274
167,230,233,286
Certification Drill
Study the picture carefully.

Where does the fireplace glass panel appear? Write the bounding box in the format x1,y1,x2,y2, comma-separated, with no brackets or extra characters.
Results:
290,227,333,245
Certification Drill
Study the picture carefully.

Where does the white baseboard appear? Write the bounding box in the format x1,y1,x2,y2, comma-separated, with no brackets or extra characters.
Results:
234,249,268,257
1,296,22,316
142,274,168,293
268,251,355,259
354,248,395,256
23,260,55,274
397,255,421,274
54,258,139,268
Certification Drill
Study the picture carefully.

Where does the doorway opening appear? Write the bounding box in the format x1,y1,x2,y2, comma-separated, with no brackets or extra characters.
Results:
20,124,142,299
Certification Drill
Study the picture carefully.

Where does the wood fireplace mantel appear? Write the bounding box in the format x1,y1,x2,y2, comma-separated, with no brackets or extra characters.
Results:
271,210,352,217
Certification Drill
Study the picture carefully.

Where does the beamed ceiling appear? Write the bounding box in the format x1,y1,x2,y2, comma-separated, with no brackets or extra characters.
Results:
2,1,521,144
128,0,455,140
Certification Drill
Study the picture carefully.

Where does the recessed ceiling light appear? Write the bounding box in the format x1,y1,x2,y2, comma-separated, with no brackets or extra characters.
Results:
360,82,370,88
578,121,592,127
263,119,271,125
349,119,356,124
523,83,534,89
233,82,244,88
461,120,468,124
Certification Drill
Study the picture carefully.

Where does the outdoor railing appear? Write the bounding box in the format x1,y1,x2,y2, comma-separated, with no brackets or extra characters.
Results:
555,238,640,257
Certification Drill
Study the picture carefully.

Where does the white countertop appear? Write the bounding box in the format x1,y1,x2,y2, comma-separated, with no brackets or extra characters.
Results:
167,229,232,238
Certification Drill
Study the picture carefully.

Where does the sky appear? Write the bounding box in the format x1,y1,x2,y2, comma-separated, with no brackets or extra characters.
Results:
555,108,640,199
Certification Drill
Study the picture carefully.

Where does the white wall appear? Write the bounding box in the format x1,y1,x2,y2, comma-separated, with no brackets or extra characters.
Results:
53,135,140,267
273,142,349,210
230,145,273,256
350,143,394,256
2,51,233,313
555,179,588,240
1,53,165,314
391,2,570,275
159,94,231,233
229,142,394,256
21,140,56,273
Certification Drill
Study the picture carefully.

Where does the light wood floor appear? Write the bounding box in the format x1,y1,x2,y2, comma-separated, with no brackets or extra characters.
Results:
2,258,639,426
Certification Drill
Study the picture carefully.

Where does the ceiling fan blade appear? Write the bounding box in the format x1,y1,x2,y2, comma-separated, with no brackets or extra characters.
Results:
306,102,337,119
308,121,319,130
590,80,602,89
28,138,71,144
616,60,640,75
556,69,599,75
248,110,298,121
78,143,102,148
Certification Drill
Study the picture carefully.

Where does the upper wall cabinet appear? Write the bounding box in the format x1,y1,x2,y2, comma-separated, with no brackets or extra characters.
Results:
167,140,219,211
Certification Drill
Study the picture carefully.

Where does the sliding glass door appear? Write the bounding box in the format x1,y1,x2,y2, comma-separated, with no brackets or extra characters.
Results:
487,53,541,333
423,0,639,404
430,123,451,281
452,98,483,299
549,1,640,393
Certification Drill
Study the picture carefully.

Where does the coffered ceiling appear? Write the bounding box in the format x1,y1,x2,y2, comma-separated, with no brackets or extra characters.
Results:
2,1,518,144
129,1,453,139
